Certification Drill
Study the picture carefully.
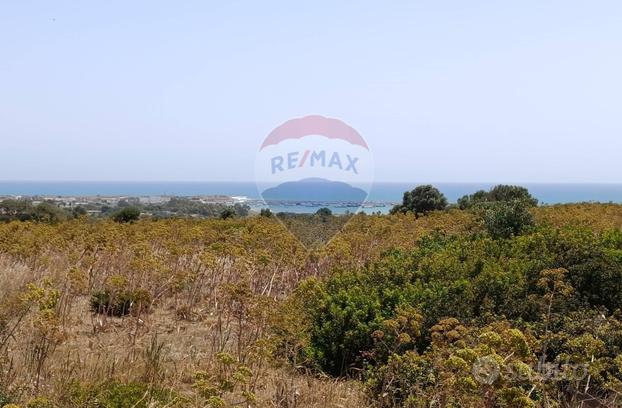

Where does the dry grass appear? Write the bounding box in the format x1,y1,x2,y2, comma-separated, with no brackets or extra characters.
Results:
0,215,397,406
0,260,369,407
534,203,622,231
0,258,34,299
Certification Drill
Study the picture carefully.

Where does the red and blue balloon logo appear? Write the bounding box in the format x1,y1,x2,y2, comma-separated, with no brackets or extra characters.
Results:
255,115,374,214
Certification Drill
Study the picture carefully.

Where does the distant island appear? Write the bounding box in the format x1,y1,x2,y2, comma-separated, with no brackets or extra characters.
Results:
261,178,368,202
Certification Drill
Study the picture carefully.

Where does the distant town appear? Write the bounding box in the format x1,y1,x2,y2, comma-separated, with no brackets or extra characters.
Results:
1,194,241,213
0,194,396,221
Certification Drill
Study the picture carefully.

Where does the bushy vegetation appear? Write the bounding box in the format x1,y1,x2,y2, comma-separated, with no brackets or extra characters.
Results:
390,185,448,216
315,207,333,217
0,390,13,407
275,211,352,247
111,206,141,223
459,184,539,239
481,199,535,239
144,198,250,219
90,289,151,317
286,219,622,405
458,184,539,210
63,381,182,407
0,199,69,223
0,197,250,224
1,187,622,407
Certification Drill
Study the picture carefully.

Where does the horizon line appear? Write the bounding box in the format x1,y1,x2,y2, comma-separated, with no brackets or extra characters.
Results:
1,180,622,185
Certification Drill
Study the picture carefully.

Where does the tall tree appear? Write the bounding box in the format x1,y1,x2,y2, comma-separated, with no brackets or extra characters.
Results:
391,185,448,216
458,185,538,210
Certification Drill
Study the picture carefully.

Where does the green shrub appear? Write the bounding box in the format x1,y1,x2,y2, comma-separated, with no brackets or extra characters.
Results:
66,381,182,408
482,200,535,239
220,208,236,220
26,397,55,408
0,389,14,407
365,350,434,407
297,226,622,381
553,228,622,312
298,252,423,375
111,207,141,223
72,206,88,218
366,322,540,408
315,207,332,217
90,289,151,317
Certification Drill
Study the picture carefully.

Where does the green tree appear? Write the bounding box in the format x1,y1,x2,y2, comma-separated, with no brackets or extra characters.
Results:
72,206,88,218
315,207,333,217
391,185,447,216
233,203,250,217
0,198,35,221
457,189,489,210
32,202,69,223
220,208,236,219
458,185,538,209
488,185,538,205
111,206,141,223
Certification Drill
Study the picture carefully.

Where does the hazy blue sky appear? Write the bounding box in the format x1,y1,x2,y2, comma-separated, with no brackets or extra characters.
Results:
1,1,621,182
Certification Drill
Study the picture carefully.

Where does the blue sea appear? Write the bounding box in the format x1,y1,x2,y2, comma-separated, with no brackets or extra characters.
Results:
1,181,622,214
